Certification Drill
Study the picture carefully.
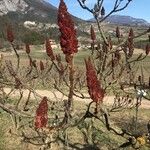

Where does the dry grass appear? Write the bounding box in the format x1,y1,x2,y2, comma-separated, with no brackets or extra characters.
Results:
0,98,150,149
0,45,150,149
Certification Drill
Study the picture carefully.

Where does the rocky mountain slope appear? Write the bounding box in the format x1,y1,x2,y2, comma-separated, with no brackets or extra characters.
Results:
0,0,82,23
0,0,28,15
106,15,150,26
89,15,150,26
0,0,87,45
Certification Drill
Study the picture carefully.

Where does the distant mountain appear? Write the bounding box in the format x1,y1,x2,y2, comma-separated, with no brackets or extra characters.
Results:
88,15,150,26
0,0,82,23
0,0,86,45
0,0,28,15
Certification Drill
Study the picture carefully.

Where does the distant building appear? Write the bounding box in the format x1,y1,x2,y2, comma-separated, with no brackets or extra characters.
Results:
49,39,58,49
24,21,36,28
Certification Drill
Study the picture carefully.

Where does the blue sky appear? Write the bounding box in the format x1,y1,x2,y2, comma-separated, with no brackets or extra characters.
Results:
46,0,150,22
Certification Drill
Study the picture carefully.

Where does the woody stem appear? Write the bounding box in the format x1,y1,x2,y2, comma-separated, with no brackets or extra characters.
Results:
68,55,74,110
11,43,20,72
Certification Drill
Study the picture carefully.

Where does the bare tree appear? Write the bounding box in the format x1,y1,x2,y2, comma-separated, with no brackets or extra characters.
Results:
0,0,150,149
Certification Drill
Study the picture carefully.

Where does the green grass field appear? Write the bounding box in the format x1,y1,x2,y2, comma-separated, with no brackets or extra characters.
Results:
1,44,150,149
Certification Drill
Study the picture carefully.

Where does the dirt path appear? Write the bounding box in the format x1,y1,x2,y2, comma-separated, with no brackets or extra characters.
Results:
0,47,146,57
1,47,150,109
3,88,150,109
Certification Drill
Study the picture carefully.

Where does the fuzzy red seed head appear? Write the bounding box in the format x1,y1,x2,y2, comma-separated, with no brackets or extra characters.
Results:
129,28,134,38
29,58,37,68
58,0,78,55
7,25,14,43
116,26,120,38
56,54,61,62
138,76,141,82
45,38,55,61
127,30,134,57
40,60,44,71
85,58,104,103
146,44,150,55
127,41,134,57
25,43,30,54
35,97,48,129
90,25,96,42
29,57,32,67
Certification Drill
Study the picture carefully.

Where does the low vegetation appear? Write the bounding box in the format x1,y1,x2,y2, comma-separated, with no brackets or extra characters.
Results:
0,0,150,150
